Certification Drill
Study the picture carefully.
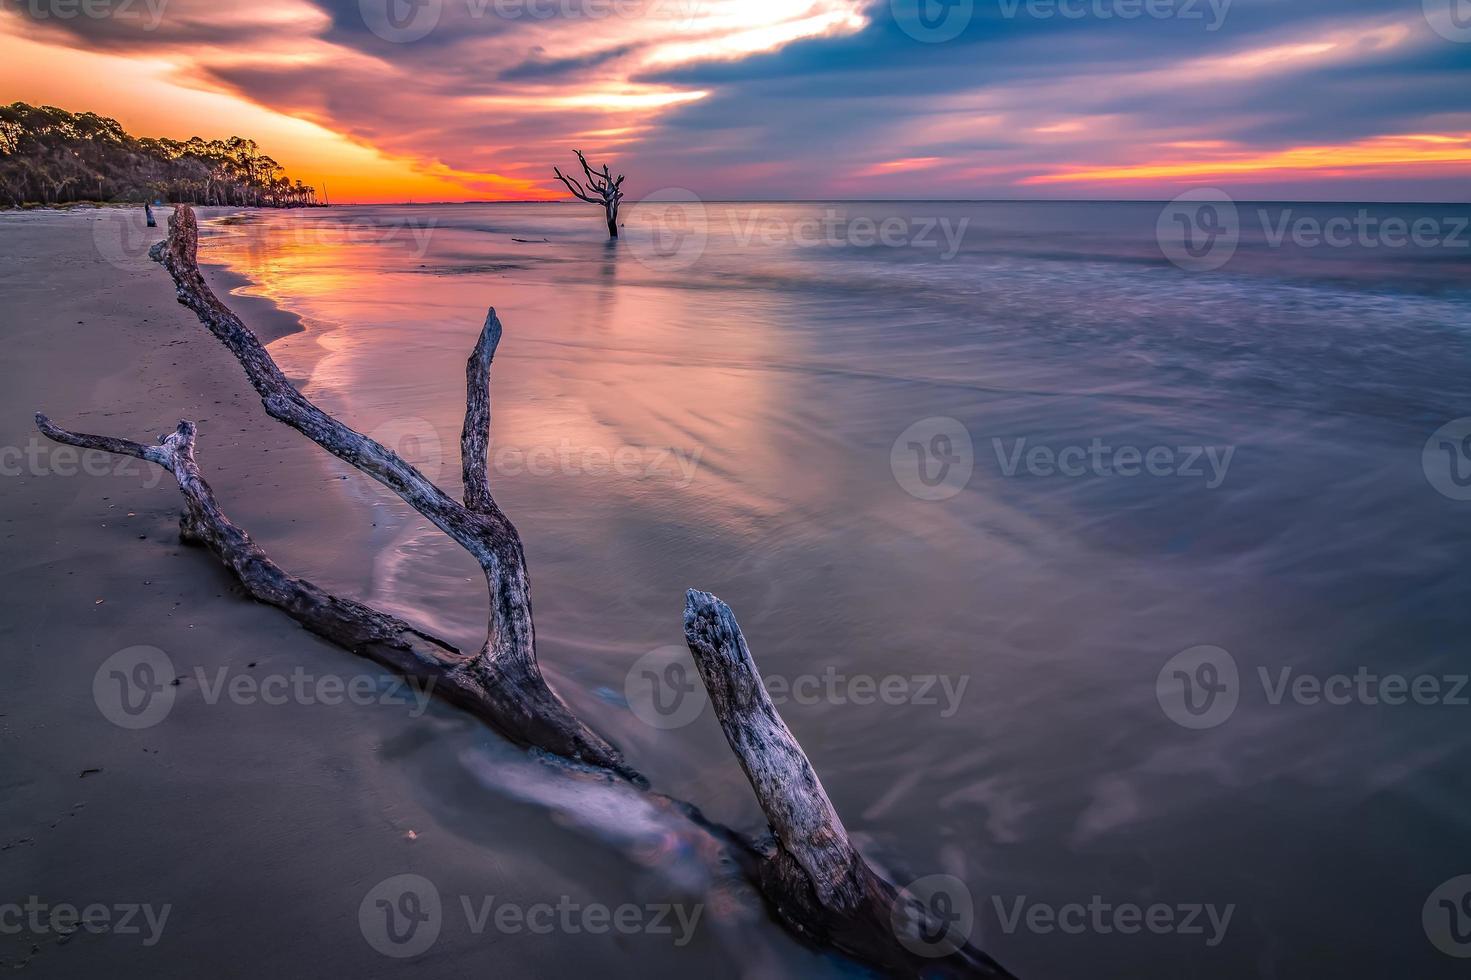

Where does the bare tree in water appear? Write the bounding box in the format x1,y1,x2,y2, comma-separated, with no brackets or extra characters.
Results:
553,150,625,238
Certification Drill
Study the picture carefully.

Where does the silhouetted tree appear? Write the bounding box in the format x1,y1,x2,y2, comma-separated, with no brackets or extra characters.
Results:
553,150,624,238
0,103,319,208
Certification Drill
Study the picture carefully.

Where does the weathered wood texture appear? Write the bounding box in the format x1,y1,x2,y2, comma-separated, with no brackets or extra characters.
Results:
35,205,1016,979
685,590,1016,978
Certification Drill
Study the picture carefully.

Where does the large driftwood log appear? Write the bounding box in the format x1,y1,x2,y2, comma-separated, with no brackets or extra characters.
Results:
36,205,1015,978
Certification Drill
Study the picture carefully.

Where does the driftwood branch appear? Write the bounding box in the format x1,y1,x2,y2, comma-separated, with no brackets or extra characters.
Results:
37,205,1016,978
684,590,857,902
35,415,465,675
460,309,500,512
146,206,631,778
685,591,1015,978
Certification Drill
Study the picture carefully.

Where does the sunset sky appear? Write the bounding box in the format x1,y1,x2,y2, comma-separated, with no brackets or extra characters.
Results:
3,0,1469,203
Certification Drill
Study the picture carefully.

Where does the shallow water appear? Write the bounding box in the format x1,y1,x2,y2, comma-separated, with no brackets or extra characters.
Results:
200,200,1471,977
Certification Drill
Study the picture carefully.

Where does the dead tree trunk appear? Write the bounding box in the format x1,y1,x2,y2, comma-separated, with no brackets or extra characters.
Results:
554,150,624,239
35,205,1016,979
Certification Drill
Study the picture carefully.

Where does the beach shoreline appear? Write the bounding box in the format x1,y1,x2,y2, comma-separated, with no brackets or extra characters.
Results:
0,208,407,976
0,207,821,979
0,211,440,972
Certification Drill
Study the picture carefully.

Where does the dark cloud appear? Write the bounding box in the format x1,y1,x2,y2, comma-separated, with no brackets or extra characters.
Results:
0,0,311,48
500,41,644,80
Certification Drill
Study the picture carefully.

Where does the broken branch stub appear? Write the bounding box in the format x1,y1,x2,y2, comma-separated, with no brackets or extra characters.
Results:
683,590,1016,978
682,589,859,902
460,308,501,512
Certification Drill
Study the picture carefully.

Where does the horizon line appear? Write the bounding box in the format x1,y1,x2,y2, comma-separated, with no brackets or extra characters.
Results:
332,197,1471,207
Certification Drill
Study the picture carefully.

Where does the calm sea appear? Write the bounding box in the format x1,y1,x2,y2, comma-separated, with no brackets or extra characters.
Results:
200,200,1471,978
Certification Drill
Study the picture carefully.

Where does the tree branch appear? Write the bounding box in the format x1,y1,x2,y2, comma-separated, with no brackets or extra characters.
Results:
35,413,174,470
575,149,604,191
148,207,465,534
461,309,501,512
35,415,466,675
683,589,857,904
553,168,599,204
146,205,632,777
684,590,1016,978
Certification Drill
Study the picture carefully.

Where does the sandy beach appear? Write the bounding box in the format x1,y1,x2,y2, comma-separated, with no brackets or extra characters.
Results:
0,209,433,977
3,202,1468,979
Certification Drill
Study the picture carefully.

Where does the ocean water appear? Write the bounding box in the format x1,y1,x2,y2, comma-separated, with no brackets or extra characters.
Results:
198,201,1471,978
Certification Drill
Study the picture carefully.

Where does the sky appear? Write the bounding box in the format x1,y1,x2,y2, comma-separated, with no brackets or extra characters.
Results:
2,0,1469,202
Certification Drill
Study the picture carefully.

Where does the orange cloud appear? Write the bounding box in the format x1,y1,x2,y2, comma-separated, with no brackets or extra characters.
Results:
856,157,944,176
1022,133,1471,185
0,27,537,202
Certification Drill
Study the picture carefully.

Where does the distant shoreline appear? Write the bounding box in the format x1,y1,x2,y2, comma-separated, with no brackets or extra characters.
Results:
216,197,1471,207
8,197,1464,211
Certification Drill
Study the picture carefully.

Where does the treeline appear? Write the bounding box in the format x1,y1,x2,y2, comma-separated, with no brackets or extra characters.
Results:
0,102,320,208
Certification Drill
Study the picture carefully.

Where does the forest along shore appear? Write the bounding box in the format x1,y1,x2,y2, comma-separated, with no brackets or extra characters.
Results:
1,102,322,208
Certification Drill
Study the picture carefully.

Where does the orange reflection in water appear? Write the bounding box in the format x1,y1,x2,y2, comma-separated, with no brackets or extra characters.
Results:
197,209,800,548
